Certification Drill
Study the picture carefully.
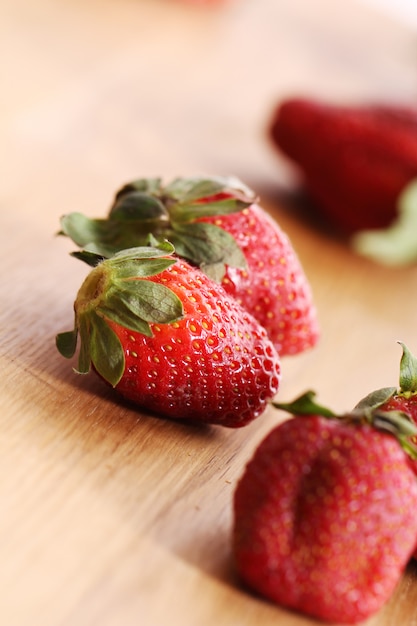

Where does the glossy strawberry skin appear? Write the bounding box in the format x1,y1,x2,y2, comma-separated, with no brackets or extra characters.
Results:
233,415,417,623
270,98,417,234
105,259,281,427
198,204,319,356
59,176,320,358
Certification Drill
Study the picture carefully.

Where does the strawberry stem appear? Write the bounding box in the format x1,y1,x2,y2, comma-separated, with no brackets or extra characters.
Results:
75,263,110,317
398,341,417,395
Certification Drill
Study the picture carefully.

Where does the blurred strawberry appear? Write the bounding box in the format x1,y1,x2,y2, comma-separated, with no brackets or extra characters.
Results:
269,98,417,265
233,390,417,623
355,342,417,473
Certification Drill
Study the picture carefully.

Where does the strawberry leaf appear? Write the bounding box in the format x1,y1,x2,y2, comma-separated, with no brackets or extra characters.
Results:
112,177,163,205
354,387,397,411
97,300,153,337
273,390,336,417
59,176,254,275
76,315,93,375
70,249,106,267
90,313,125,386
164,177,228,202
352,178,417,266
164,175,255,205
110,190,167,221
56,328,78,358
111,257,176,279
59,212,109,248
170,221,246,279
112,240,175,264
104,280,184,329
111,243,175,263
164,175,256,222
60,213,167,258
200,262,228,283
169,197,252,223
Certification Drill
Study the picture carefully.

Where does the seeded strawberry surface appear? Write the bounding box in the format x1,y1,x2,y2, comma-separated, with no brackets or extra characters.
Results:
109,259,281,426
57,246,281,427
58,175,319,356
233,414,417,623
197,204,318,356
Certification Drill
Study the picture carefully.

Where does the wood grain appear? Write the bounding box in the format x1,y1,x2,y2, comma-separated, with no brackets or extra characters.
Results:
2,0,417,624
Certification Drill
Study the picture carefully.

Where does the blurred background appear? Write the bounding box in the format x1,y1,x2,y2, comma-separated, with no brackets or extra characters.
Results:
361,0,417,26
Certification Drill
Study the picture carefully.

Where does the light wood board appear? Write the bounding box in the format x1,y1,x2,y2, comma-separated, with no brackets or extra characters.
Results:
2,0,417,624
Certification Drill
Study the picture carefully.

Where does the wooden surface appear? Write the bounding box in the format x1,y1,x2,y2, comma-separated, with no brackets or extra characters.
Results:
2,1,417,624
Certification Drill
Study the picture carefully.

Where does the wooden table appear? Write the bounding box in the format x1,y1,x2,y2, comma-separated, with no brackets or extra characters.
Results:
2,0,417,624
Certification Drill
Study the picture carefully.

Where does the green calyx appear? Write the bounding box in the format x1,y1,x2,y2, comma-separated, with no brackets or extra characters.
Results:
273,390,336,418
354,342,417,411
352,341,417,459
56,243,184,387
59,175,255,281
352,177,417,266
273,388,417,460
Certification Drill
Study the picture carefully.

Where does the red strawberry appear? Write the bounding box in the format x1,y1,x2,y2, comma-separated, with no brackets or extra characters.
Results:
269,98,417,243
56,243,281,427
58,175,319,356
233,391,417,624
355,342,417,474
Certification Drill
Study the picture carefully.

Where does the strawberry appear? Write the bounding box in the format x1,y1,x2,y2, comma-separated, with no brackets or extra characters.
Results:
269,98,417,264
233,391,417,624
56,243,281,427
355,342,417,474
58,175,319,356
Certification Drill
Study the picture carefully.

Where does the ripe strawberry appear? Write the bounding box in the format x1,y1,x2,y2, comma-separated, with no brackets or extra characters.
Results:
56,243,281,427
269,98,417,242
355,342,417,474
58,175,319,356
233,391,417,624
